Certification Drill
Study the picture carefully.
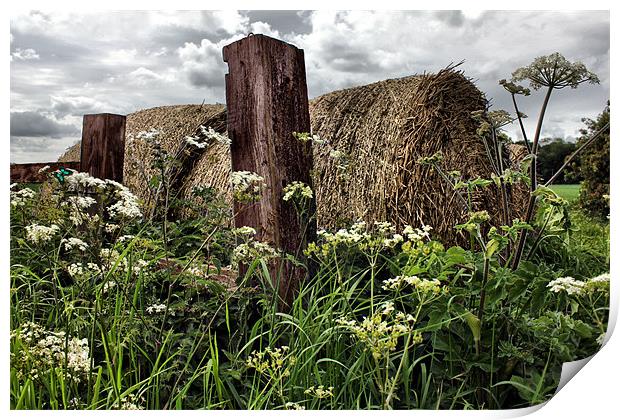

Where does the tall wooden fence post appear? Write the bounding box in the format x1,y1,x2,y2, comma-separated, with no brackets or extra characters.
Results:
80,113,126,182
223,34,315,309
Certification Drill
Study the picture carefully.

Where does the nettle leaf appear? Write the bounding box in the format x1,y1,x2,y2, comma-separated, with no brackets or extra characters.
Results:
451,304,481,348
485,238,500,258
444,246,469,266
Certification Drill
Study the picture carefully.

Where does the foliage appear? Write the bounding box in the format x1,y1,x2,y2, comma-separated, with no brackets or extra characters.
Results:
537,138,579,184
570,103,610,219
9,165,609,410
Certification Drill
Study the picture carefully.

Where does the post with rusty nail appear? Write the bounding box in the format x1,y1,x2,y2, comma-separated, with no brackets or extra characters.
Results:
223,34,315,310
80,113,126,182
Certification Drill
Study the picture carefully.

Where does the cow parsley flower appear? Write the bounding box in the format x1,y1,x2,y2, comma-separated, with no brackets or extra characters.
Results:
10,187,37,207
106,181,142,220
547,276,586,296
65,171,106,191
185,135,208,148
25,223,60,244
200,125,232,146
284,402,305,410
67,263,85,279
232,239,280,266
403,224,432,242
118,394,145,410
305,385,335,399
233,226,257,236
584,273,610,295
231,171,266,203
66,196,97,209
62,237,89,251
136,128,160,140
12,322,90,383
282,181,313,202
382,275,442,294
146,303,167,314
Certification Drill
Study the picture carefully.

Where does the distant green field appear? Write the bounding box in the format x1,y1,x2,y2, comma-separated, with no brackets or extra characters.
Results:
550,184,581,202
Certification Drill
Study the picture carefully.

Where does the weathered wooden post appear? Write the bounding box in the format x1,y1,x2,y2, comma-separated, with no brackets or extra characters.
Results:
223,34,315,309
80,113,126,182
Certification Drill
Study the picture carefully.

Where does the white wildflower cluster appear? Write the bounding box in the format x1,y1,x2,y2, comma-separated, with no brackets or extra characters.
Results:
282,181,313,202
64,175,142,221
337,308,421,360
65,171,107,191
382,275,443,295
104,223,119,233
232,239,280,266
66,195,97,209
185,135,208,149
586,273,610,293
101,280,116,294
305,385,335,399
307,221,429,258
118,235,135,242
200,125,232,146
547,277,586,296
25,223,60,244
145,303,167,315
106,180,142,220
284,402,305,410
136,128,160,140
60,195,98,226
117,394,145,410
246,346,296,378
98,248,147,275
67,208,99,227
38,165,51,174
232,226,257,236
67,262,102,280
548,273,611,296
62,237,89,251
10,187,36,208
186,264,209,278
231,171,266,203
403,224,433,242
11,322,90,383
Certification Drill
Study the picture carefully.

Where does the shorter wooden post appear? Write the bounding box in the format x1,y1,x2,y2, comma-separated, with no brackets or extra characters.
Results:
80,113,126,182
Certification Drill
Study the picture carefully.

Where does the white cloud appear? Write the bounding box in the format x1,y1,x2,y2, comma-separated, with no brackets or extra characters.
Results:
127,67,175,86
11,47,39,60
49,95,110,118
149,10,249,35
177,38,229,87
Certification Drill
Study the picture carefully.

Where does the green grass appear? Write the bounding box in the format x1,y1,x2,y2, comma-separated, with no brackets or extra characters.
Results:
549,184,580,202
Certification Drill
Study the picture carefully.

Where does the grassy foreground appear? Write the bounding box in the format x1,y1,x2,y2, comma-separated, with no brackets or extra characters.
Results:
9,171,609,410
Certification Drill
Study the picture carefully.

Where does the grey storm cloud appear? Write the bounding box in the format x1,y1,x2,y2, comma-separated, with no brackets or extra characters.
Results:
10,111,79,138
10,10,610,163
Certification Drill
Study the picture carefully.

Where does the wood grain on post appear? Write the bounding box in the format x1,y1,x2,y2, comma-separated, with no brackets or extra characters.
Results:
223,34,315,309
80,113,126,182
10,161,81,183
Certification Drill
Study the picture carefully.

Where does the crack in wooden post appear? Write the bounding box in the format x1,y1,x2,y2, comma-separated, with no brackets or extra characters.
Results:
223,34,315,310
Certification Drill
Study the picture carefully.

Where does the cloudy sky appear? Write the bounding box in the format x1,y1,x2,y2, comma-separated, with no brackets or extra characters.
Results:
10,10,610,163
